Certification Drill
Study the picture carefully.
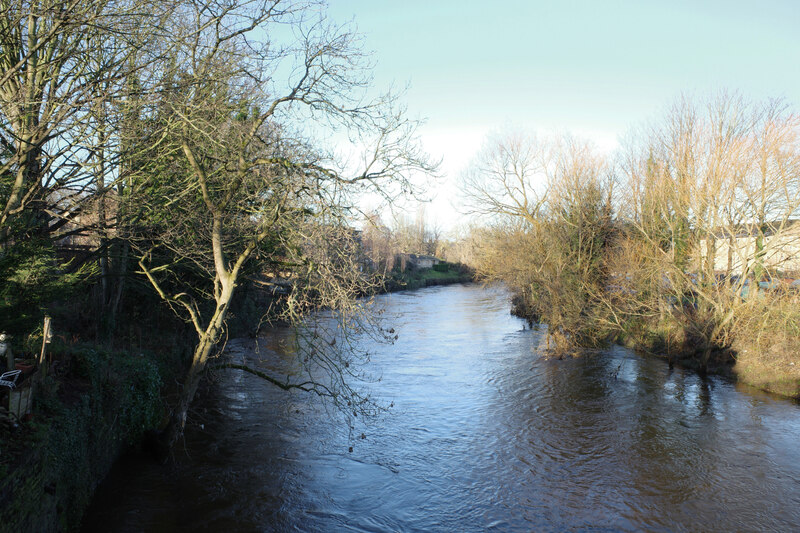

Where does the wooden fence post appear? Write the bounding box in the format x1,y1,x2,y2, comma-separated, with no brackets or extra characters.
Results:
39,316,52,378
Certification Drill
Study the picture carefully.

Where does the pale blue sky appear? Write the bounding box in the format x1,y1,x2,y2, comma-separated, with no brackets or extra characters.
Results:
327,1,800,230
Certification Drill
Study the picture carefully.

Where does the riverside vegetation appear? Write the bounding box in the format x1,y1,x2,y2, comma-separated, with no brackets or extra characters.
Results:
0,0,797,530
461,94,800,397
0,0,438,529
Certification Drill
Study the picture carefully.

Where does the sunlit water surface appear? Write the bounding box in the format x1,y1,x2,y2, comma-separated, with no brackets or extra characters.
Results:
82,284,800,532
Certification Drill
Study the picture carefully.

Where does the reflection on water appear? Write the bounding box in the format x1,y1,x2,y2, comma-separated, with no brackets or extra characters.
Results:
82,284,800,532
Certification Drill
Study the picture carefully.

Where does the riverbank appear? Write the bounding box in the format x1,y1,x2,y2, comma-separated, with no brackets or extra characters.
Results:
382,262,474,292
511,294,800,399
0,265,474,531
78,283,800,532
0,346,171,532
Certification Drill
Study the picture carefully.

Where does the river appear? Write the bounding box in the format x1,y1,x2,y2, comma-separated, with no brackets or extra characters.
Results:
82,283,800,532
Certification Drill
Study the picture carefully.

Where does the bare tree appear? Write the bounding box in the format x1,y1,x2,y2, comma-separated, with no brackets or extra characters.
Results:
614,93,800,367
0,0,176,336
0,0,171,240
460,129,550,225
127,0,434,446
461,131,614,350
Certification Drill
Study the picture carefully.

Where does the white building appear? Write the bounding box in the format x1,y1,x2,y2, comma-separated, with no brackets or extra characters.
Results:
701,220,800,276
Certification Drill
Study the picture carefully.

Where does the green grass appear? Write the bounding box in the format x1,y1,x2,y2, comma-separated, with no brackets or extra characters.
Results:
389,265,473,290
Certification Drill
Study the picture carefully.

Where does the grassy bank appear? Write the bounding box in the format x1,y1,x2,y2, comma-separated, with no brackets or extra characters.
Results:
718,294,800,398
384,262,474,292
512,287,800,399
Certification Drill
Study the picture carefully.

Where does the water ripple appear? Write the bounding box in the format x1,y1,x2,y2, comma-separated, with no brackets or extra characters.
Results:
83,283,800,532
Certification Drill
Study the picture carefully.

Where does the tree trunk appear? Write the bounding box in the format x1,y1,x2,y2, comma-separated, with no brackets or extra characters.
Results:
161,284,235,451
163,347,207,448
726,233,734,282
107,240,130,333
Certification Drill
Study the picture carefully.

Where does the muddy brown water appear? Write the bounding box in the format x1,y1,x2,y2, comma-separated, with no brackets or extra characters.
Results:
82,283,800,532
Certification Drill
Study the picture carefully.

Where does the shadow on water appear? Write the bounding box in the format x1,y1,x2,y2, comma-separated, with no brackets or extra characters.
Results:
82,283,800,532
